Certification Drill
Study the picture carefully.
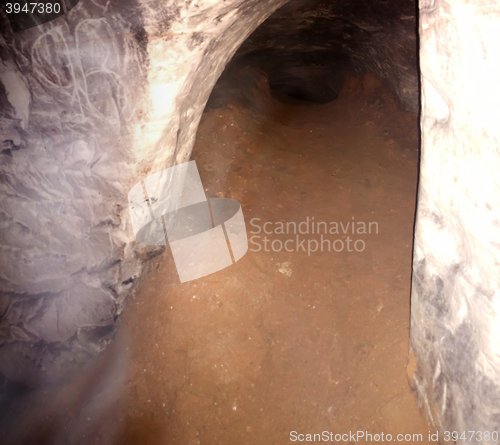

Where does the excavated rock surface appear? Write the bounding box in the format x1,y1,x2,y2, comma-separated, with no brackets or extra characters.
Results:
0,0,418,392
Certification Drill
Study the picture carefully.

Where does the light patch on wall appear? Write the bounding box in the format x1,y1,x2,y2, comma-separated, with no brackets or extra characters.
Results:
422,77,449,122
488,293,500,364
0,61,31,129
418,216,460,269
459,155,500,280
453,2,500,133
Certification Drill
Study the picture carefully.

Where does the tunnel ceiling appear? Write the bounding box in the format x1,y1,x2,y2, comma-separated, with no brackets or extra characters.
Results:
221,0,418,110
3,0,500,437
0,0,417,394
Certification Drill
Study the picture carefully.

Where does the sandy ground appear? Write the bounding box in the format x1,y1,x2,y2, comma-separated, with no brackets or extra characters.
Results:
116,73,435,444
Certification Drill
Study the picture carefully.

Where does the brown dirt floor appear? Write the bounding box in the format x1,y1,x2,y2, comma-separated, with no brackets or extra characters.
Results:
116,74,435,444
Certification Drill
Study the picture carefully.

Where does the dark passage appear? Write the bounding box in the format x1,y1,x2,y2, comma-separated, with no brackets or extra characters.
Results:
116,1,428,442
115,0,430,437
0,0,429,443
120,68,428,443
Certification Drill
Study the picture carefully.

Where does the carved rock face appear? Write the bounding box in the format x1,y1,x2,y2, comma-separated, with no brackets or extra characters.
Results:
411,0,500,434
0,0,417,386
2,0,499,436
0,0,288,386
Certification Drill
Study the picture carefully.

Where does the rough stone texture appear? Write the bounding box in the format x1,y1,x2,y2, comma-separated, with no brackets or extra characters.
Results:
0,0,289,388
411,0,500,435
225,0,419,112
0,0,420,390
1,0,497,433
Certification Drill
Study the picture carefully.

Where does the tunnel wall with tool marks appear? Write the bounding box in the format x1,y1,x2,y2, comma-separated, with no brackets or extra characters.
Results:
410,0,500,434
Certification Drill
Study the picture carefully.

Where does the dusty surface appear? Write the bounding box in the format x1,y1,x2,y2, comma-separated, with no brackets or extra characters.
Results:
117,74,434,444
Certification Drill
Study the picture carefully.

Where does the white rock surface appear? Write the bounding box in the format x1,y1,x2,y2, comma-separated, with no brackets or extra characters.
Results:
411,0,500,432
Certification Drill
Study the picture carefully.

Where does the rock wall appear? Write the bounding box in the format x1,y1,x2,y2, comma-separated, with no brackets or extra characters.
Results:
0,0,288,388
0,0,420,391
7,0,498,438
410,0,500,435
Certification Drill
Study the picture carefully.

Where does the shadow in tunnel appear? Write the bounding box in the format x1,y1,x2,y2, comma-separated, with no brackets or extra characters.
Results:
118,18,430,443
0,0,429,442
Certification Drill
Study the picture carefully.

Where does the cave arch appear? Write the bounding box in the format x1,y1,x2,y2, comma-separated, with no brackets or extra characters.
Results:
1,0,500,439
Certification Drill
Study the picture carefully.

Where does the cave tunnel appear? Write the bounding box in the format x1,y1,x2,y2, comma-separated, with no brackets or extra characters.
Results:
1,0,500,443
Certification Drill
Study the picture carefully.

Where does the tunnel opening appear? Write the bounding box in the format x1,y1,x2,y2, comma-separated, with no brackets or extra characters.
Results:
117,1,429,443
239,50,347,103
2,0,500,440
0,0,436,443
